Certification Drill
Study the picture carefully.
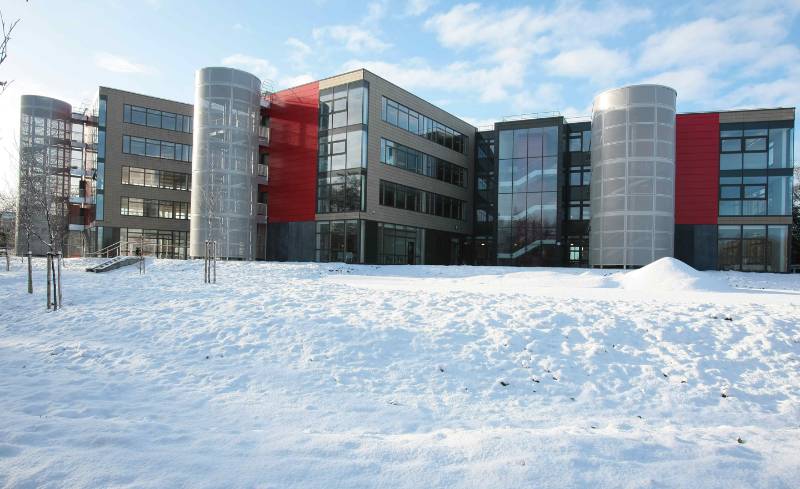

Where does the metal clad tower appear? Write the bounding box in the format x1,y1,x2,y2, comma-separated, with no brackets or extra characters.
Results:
190,67,261,260
15,95,72,256
589,85,677,268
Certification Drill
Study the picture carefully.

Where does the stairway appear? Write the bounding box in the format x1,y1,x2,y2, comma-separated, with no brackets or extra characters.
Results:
86,256,141,273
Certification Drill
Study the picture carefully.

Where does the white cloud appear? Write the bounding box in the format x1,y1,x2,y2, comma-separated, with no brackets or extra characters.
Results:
278,74,315,89
343,58,522,103
364,1,388,24
717,73,800,110
419,2,649,103
94,52,154,74
509,83,565,115
406,0,435,16
221,54,279,81
546,45,630,83
424,3,650,50
640,68,718,103
312,25,390,53
285,37,312,68
638,14,794,73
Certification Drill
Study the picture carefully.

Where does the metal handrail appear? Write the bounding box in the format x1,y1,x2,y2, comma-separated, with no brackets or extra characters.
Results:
87,240,122,258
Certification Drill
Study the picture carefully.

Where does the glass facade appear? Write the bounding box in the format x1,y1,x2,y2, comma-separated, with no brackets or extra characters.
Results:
316,220,360,263
564,122,591,267
377,222,422,264
121,166,191,191
718,224,788,272
381,96,467,154
496,125,560,265
473,131,497,265
380,138,466,187
379,180,465,220
120,228,188,259
123,104,192,133
122,135,192,162
317,81,368,214
120,197,189,219
718,123,793,217
319,81,368,130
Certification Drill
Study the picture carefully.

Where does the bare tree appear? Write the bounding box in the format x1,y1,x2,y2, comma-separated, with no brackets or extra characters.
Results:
0,9,21,95
0,184,17,250
15,136,69,256
0,183,15,273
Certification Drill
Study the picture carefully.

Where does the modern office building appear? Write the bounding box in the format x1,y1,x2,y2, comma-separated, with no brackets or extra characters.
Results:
14,67,796,271
266,69,474,264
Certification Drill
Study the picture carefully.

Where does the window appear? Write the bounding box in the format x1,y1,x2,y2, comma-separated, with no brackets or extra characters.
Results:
121,166,190,190
496,126,561,266
120,228,188,259
380,138,466,187
379,180,465,220
568,133,582,152
316,220,360,263
718,224,789,272
377,222,422,264
122,135,192,162
123,104,192,133
320,81,368,131
718,172,791,217
317,132,365,213
380,96,467,154
718,123,794,217
120,196,189,219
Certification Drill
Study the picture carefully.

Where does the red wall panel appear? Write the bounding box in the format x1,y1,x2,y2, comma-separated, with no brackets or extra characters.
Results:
675,113,719,225
267,82,319,222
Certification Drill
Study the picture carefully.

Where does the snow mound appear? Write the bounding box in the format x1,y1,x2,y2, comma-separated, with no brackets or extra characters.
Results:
618,257,731,292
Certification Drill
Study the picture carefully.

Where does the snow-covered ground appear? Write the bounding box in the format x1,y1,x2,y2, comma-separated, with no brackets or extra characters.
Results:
1,257,799,488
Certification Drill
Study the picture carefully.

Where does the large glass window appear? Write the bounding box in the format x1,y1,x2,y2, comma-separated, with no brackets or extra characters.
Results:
717,224,789,272
318,83,368,214
380,96,467,154
315,220,360,263
123,104,192,133
120,228,188,259
320,81,368,131
121,166,191,190
317,131,366,214
768,127,793,168
718,173,791,216
718,121,794,219
122,104,192,133
377,222,422,264
122,135,192,162
379,180,465,220
380,138,466,187
496,125,560,265
120,196,189,219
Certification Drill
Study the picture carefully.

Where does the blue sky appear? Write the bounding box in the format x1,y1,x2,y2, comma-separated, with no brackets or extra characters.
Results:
1,0,798,189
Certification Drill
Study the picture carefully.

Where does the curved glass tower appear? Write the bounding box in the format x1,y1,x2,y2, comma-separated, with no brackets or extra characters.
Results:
589,84,677,268
16,95,72,256
190,67,261,259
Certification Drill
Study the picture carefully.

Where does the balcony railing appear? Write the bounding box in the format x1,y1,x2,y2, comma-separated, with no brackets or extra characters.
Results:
257,164,268,179
256,203,267,216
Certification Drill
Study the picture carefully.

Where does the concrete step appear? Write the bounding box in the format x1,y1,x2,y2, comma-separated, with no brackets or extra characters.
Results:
86,256,141,273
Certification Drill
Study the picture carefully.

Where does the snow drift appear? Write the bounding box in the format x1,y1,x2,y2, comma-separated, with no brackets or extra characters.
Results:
617,257,732,292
